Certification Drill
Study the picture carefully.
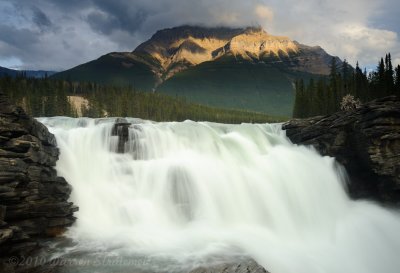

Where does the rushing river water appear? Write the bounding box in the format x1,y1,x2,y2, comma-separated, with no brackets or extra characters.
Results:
39,117,400,273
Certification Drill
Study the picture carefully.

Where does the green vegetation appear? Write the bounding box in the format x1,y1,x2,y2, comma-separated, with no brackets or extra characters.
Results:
0,76,286,123
293,54,400,118
53,52,315,117
159,55,310,117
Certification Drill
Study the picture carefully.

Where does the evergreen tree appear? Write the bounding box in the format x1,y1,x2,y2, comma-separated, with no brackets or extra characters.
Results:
293,79,306,118
306,78,316,116
385,53,395,95
314,78,326,115
377,57,386,98
329,57,340,112
342,59,351,97
395,65,400,97
292,53,397,118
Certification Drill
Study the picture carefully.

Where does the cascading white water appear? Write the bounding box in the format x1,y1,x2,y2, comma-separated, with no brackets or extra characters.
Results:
39,117,400,273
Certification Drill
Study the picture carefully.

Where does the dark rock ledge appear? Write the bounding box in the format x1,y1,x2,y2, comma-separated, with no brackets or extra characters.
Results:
111,118,131,153
283,96,400,205
0,92,77,272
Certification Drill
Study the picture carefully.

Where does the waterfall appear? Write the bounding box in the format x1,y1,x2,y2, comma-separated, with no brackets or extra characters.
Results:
39,117,400,273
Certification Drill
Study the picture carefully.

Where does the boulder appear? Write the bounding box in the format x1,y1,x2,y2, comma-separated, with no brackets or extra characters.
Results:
111,118,131,153
283,96,400,204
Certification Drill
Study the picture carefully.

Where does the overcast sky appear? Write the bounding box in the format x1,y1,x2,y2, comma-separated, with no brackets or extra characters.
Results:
0,0,399,71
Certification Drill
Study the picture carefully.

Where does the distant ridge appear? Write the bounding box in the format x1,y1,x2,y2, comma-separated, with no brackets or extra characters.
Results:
0,66,56,78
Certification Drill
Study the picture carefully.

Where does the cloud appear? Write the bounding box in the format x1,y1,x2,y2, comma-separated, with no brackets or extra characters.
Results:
334,24,398,65
260,0,400,67
89,0,150,34
255,5,274,23
86,10,120,35
32,6,52,30
0,0,399,70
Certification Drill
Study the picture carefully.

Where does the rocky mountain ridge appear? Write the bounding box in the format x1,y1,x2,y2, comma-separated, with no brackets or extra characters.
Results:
55,26,339,86
132,26,337,81
134,26,302,80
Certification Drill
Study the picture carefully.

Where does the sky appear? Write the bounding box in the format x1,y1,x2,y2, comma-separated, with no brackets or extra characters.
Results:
0,0,399,71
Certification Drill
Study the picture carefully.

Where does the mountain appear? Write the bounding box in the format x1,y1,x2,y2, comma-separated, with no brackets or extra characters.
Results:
0,66,56,78
53,26,342,116
25,70,57,78
0,66,18,77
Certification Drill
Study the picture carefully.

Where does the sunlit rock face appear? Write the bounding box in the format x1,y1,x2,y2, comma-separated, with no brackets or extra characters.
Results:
221,28,298,59
135,26,241,66
135,26,302,77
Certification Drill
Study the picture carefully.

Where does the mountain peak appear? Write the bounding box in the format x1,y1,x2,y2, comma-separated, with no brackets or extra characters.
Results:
134,25,299,74
223,28,298,59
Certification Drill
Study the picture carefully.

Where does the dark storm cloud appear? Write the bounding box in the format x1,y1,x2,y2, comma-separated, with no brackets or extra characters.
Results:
0,0,399,70
86,7,147,36
32,6,52,30
0,25,39,46
89,0,149,34
86,11,120,35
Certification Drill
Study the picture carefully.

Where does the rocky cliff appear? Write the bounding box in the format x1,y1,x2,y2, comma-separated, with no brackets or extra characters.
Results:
283,96,400,204
0,92,76,272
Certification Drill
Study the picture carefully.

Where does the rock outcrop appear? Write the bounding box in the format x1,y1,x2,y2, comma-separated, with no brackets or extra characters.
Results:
189,259,268,273
111,118,131,153
283,96,400,204
0,92,77,272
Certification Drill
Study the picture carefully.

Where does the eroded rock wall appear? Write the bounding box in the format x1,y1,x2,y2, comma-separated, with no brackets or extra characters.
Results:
283,96,400,204
0,92,76,271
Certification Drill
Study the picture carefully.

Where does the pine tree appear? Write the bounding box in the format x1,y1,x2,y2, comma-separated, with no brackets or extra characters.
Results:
329,57,340,113
385,53,395,95
315,78,326,115
378,57,386,97
342,59,351,97
293,79,306,118
395,65,400,97
307,78,316,116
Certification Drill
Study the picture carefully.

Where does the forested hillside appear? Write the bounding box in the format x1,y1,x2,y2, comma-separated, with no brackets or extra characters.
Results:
293,54,400,118
0,76,284,123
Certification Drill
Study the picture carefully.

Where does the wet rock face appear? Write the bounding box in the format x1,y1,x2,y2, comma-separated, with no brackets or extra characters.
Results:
283,96,400,204
0,92,77,271
111,118,131,153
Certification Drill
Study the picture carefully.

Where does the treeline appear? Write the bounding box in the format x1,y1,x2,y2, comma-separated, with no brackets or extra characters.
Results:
0,75,284,123
293,53,400,118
